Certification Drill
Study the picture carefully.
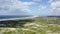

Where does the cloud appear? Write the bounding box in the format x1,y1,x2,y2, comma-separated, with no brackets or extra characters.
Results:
50,0,60,15
48,0,60,3
0,0,35,15
48,0,53,3
38,5,46,11
51,1,60,10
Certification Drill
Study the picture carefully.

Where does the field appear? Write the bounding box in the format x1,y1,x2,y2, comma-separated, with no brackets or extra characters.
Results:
0,17,60,34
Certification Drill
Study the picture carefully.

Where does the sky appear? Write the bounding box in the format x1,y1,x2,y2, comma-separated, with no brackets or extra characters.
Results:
0,0,60,16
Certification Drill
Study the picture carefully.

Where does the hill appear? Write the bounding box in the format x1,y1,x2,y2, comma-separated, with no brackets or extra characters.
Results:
0,17,60,34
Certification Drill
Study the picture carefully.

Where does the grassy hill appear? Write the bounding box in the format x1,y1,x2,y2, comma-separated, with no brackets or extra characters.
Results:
0,17,60,34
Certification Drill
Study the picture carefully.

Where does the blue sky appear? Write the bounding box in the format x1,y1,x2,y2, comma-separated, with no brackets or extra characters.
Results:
0,0,60,16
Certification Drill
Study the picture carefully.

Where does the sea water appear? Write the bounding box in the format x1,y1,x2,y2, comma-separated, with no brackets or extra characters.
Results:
0,15,32,19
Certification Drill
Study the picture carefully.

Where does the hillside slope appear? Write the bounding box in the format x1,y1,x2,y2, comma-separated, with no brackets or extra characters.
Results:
0,17,60,34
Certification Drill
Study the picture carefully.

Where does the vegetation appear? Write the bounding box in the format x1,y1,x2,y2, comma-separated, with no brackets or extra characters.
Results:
0,17,60,34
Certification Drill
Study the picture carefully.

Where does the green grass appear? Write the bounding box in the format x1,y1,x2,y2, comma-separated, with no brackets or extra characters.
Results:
0,17,60,34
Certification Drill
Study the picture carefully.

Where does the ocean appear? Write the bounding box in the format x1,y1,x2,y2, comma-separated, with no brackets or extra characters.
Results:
0,15,32,19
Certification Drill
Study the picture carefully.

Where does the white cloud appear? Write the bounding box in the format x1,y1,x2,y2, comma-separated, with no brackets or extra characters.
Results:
38,5,46,11
48,0,53,3
48,0,60,3
53,0,60,2
51,1,60,10
0,0,35,15
51,0,60,11
50,0,60,15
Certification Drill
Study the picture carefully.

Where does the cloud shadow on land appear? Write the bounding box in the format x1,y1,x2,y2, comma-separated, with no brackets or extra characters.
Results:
0,19,34,28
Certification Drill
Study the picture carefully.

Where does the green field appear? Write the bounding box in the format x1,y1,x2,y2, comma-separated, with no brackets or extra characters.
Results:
0,17,60,34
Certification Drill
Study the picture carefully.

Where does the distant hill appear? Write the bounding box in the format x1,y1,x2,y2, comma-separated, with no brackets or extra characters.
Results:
47,16,60,18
